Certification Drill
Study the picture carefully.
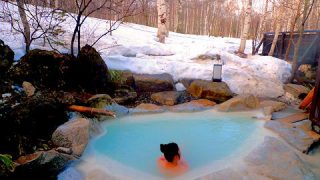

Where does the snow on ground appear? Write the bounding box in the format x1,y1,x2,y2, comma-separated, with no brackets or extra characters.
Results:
0,2,292,98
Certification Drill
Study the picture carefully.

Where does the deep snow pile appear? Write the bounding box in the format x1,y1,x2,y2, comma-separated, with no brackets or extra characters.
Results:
0,2,292,98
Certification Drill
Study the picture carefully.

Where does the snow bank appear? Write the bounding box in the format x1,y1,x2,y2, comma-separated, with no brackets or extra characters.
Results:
107,45,174,57
0,1,292,98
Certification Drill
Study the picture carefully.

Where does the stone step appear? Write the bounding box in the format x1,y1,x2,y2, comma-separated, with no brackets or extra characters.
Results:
277,112,309,124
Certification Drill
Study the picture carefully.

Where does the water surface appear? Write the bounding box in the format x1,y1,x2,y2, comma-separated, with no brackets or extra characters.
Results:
62,110,268,179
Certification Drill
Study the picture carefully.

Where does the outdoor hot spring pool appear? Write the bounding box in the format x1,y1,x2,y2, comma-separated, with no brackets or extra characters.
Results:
59,110,270,179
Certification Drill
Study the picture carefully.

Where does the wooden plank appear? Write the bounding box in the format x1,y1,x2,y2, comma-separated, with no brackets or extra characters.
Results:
277,112,309,124
68,105,116,117
299,87,315,109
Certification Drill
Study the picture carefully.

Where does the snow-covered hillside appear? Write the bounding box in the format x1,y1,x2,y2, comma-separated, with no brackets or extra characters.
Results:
0,2,292,98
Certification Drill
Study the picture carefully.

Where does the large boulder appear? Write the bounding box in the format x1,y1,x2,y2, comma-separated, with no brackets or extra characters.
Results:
151,91,182,106
110,70,135,89
199,136,318,180
52,118,90,157
264,121,319,153
0,39,14,77
75,45,110,93
13,150,75,179
284,84,310,99
218,94,260,112
133,73,175,93
187,80,233,102
169,99,216,112
244,136,316,180
0,91,70,158
8,49,68,89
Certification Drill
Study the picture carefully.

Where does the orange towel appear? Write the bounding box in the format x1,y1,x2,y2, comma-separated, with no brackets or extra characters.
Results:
299,88,315,110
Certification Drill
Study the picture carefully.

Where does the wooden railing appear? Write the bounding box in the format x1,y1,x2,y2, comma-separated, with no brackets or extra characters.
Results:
262,30,320,65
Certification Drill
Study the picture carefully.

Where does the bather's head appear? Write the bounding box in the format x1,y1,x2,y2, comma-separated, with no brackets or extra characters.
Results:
160,143,180,163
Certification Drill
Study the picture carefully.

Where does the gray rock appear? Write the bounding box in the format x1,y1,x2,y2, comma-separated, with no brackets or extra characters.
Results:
133,73,175,93
105,103,129,117
245,136,316,180
15,150,75,177
294,120,313,132
175,83,186,91
52,118,90,157
87,94,113,108
264,121,316,153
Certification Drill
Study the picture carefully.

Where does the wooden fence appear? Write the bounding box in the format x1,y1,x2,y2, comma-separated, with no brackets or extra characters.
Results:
262,30,320,65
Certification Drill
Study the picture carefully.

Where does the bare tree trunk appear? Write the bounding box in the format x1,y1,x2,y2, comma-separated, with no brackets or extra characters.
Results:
257,0,269,40
268,4,284,56
285,0,303,61
289,0,315,82
165,0,169,37
176,0,184,33
54,0,59,8
16,0,31,52
204,1,210,36
268,11,282,56
142,0,149,26
238,0,252,54
157,0,168,43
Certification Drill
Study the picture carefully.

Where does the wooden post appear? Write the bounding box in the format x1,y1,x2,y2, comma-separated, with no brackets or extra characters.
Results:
280,32,286,59
310,57,320,131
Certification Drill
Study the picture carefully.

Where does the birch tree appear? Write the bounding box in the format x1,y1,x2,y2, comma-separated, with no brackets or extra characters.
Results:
268,4,283,56
157,0,168,43
285,0,303,61
16,0,31,52
238,0,252,54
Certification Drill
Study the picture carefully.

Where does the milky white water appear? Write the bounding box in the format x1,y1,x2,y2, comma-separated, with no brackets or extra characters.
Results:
59,110,271,180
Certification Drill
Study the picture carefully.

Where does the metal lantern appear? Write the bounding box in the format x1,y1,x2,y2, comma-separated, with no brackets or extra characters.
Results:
212,64,222,82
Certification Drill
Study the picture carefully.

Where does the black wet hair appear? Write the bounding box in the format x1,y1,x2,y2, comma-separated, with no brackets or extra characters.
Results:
160,142,180,162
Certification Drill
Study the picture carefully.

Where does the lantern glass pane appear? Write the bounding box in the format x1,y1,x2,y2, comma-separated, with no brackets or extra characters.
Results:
213,64,222,80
